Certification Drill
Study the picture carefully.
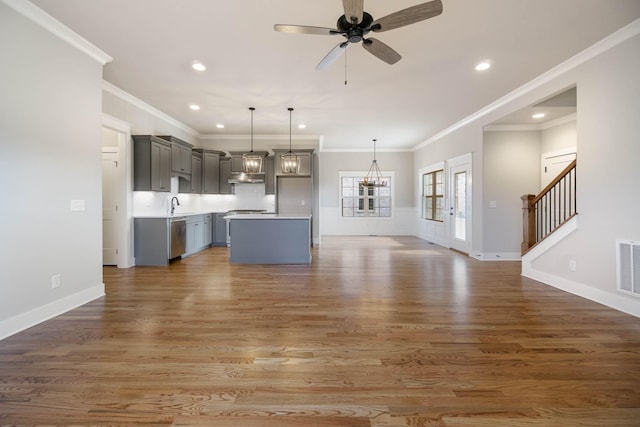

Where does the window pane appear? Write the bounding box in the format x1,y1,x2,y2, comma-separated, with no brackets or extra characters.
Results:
380,208,391,217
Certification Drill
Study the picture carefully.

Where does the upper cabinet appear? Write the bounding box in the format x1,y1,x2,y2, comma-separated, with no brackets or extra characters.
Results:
133,135,171,192
265,156,275,194
218,157,234,194
198,149,226,194
158,135,193,179
274,149,314,177
179,151,202,194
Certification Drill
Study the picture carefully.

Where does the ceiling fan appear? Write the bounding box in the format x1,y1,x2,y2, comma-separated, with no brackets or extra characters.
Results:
274,0,443,70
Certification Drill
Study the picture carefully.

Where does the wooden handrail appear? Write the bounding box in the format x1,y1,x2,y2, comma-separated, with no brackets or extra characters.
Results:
521,159,577,254
532,159,576,205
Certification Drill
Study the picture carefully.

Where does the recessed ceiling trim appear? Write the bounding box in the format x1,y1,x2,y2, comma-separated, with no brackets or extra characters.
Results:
412,18,640,151
484,113,577,132
103,81,199,137
2,0,113,65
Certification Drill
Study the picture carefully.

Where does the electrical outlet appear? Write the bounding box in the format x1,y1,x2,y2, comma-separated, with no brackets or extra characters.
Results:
51,274,61,289
569,260,577,272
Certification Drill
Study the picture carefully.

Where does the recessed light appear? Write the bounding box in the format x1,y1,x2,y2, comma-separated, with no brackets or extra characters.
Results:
298,124,306,129
532,113,545,119
216,124,225,129
189,104,200,111
475,60,491,71
191,62,206,71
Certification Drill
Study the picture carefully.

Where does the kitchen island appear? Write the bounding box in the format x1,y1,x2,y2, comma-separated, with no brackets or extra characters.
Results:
225,214,312,264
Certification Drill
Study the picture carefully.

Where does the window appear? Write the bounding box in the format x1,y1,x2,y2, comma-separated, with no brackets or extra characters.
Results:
422,169,444,221
341,176,391,217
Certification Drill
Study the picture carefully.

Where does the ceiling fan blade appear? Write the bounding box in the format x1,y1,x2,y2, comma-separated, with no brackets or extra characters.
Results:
362,38,401,65
316,42,349,70
274,24,339,35
342,0,364,24
371,0,443,32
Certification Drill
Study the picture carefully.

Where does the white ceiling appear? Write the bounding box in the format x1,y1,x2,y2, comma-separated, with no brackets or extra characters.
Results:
31,0,640,150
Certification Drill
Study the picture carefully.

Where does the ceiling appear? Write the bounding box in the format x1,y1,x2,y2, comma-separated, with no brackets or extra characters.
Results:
31,0,640,150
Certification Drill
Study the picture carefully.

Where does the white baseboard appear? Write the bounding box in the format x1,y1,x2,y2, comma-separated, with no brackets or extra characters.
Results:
470,252,521,261
523,268,640,319
0,284,105,341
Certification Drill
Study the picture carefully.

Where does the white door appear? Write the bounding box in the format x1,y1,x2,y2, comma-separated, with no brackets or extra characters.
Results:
102,150,119,265
449,161,472,254
541,151,576,189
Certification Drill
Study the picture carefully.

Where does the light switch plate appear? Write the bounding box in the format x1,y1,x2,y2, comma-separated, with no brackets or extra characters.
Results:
70,200,85,212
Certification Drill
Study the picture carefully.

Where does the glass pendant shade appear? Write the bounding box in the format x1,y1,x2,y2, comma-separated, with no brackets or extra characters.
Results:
281,107,300,174
243,107,262,173
361,139,387,187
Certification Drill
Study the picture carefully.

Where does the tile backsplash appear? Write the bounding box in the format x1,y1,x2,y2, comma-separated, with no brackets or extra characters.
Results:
133,178,275,216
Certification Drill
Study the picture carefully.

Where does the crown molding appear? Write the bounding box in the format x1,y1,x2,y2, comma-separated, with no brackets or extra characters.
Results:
412,18,640,151
102,81,200,138
2,0,112,65
200,134,321,141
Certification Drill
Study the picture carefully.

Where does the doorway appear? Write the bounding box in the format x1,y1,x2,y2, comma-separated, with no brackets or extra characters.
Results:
101,115,132,268
448,154,472,254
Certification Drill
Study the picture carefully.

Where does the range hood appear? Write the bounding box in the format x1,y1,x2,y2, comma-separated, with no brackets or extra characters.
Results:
228,172,265,184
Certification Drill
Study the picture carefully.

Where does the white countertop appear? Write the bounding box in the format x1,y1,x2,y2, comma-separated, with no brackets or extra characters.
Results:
224,214,312,220
133,212,216,219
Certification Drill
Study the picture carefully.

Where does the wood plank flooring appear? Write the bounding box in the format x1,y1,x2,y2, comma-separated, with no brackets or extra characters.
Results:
1,236,640,426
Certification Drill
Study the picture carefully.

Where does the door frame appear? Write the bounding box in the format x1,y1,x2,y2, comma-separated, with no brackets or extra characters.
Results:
447,153,472,254
102,114,134,268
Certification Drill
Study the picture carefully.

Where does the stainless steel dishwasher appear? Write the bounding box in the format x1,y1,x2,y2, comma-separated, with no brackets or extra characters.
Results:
169,216,187,258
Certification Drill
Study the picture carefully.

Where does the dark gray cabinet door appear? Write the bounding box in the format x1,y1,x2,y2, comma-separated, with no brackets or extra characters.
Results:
202,151,220,194
218,157,233,194
265,156,275,194
133,135,171,192
172,143,192,175
179,152,202,194
212,213,228,246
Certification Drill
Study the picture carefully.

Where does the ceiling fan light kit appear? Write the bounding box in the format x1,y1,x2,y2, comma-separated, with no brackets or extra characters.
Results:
242,107,263,174
274,0,443,70
282,107,301,175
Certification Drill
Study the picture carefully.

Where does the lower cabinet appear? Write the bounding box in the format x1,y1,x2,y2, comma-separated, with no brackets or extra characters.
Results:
212,213,228,246
184,214,214,256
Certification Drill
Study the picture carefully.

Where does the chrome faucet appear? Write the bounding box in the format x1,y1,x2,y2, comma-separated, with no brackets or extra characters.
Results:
170,196,180,215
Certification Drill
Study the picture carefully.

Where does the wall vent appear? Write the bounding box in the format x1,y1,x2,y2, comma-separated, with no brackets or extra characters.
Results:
616,239,640,298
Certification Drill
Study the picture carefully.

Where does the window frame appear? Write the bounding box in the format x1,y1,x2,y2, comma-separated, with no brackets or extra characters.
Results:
339,172,393,219
422,169,444,222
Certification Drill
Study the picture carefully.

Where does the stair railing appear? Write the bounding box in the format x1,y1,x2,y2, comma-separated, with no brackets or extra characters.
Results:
521,159,577,254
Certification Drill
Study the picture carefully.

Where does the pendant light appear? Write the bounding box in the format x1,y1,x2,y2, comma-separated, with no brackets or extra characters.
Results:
281,107,300,174
242,107,262,174
361,139,387,187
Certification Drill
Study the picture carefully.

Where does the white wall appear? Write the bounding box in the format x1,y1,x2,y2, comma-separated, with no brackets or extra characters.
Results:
529,33,640,316
318,151,416,236
483,130,540,255
414,25,640,316
0,2,106,338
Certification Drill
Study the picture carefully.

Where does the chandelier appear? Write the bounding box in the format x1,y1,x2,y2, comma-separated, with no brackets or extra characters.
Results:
242,107,262,174
281,107,300,174
361,139,387,187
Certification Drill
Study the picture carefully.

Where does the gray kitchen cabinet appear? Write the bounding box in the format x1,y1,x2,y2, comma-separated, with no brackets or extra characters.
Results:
203,214,213,246
218,157,234,194
134,217,172,265
212,213,228,246
185,214,213,256
229,153,244,173
195,149,225,194
179,151,202,194
158,135,193,179
133,135,171,192
265,156,275,194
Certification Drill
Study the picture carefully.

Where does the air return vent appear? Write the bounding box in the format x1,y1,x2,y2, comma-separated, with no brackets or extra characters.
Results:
616,239,640,298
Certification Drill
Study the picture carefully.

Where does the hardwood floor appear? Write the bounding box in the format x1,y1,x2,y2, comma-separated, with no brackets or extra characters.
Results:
1,236,640,426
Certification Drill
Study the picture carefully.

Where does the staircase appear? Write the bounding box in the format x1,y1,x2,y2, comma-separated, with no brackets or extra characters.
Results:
521,159,577,254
